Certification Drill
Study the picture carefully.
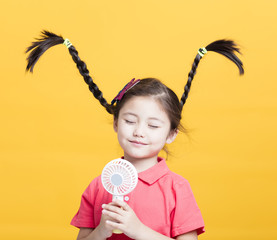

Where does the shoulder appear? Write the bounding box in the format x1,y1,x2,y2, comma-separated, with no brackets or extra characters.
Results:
158,157,190,185
161,170,194,196
163,169,190,185
89,175,102,185
79,175,110,205
82,175,102,194
82,175,100,188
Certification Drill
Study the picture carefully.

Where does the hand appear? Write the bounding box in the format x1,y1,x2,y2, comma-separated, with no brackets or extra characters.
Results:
102,199,146,239
95,206,115,239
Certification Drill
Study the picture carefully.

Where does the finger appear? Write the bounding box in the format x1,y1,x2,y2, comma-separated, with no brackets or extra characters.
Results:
107,201,123,208
102,209,123,222
102,204,124,215
106,220,124,232
102,202,122,208
111,199,130,211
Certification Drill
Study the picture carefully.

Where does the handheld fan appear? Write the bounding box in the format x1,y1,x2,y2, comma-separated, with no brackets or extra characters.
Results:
101,159,138,234
101,158,138,201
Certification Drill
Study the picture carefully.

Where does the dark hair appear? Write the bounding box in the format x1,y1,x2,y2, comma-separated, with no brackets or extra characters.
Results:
112,78,183,132
26,30,244,131
180,40,244,108
26,31,113,114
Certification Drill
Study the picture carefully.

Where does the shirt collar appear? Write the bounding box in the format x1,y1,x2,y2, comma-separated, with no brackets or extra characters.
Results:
138,157,169,185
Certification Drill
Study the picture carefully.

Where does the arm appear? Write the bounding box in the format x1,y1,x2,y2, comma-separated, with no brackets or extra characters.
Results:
176,231,198,240
76,226,197,240
76,227,107,240
75,209,116,240
133,226,198,240
76,228,95,240
102,199,198,240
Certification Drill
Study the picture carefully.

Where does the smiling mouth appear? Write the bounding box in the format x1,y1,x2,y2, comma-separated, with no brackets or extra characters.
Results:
129,140,148,145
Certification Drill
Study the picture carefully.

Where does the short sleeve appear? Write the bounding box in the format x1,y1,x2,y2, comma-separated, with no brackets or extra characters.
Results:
171,179,205,237
71,179,98,228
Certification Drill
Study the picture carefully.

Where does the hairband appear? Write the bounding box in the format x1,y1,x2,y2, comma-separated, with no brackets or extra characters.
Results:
198,47,207,57
111,78,141,105
63,39,72,48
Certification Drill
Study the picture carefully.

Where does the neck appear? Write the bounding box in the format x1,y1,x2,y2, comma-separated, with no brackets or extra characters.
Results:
124,155,158,173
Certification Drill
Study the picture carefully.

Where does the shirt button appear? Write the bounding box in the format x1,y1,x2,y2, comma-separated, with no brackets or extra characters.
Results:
124,196,129,201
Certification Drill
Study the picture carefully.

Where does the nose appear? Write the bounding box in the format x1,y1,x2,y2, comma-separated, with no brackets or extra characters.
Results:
133,124,145,138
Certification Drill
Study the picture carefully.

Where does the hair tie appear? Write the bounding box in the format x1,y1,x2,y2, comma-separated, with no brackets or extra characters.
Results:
111,78,141,105
198,47,207,57
63,39,72,48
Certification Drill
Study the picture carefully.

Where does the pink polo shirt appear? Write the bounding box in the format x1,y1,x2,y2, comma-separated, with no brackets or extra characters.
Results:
71,157,205,239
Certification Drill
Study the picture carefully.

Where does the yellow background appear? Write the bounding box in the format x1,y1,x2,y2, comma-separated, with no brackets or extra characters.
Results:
1,0,276,239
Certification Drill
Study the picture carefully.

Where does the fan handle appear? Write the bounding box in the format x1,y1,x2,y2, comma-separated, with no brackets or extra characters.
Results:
112,195,124,234
113,195,124,202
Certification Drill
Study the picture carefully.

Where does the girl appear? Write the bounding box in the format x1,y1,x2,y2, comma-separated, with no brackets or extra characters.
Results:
26,31,244,240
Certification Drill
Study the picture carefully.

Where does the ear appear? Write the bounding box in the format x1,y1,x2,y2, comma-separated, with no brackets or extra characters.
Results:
166,129,178,144
113,118,118,133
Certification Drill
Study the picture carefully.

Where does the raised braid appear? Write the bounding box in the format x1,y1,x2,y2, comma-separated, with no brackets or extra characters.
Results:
180,39,244,109
25,30,113,114
180,54,201,107
67,46,113,113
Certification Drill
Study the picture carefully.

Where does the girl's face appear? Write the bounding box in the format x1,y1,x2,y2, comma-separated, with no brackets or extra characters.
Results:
114,96,177,165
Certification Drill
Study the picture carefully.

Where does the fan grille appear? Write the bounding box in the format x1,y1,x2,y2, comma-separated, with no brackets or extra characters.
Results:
101,159,138,196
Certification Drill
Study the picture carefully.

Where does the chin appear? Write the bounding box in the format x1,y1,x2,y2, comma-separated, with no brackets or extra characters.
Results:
125,151,159,161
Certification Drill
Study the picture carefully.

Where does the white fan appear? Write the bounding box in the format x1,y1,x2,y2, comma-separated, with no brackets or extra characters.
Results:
101,158,138,201
101,159,138,234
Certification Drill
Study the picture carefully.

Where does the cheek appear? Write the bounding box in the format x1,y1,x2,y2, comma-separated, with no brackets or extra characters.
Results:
151,130,169,143
116,123,132,139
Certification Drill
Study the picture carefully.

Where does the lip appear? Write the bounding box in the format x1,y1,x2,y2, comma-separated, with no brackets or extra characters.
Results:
129,140,148,146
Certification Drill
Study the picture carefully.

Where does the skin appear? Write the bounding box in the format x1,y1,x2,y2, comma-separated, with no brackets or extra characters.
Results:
76,96,198,240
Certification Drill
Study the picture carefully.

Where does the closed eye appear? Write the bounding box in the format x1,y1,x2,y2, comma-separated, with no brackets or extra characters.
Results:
125,119,135,124
148,125,160,129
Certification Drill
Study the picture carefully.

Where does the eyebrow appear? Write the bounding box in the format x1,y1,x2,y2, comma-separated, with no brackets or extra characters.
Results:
122,112,164,123
122,112,137,117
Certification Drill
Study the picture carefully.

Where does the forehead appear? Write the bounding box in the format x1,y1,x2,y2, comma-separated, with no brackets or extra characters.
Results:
119,96,169,120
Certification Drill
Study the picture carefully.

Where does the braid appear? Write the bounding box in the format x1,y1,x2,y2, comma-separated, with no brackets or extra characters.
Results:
67,46,113,113
180,54,201,107
180,39,244,109
25,30,113,114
